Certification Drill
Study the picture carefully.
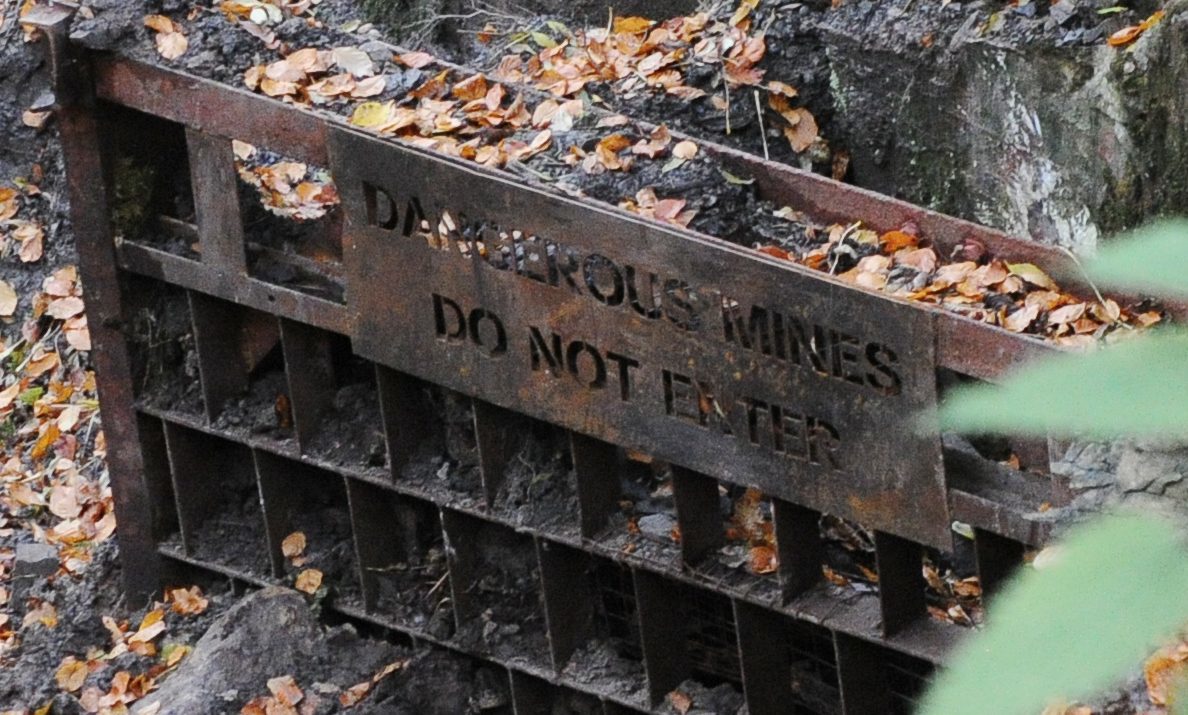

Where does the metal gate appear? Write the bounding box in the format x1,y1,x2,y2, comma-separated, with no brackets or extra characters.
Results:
28,5,1101,712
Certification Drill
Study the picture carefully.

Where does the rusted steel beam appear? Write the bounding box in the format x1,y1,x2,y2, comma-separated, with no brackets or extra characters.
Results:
93,57,328,166
116,242,352,334
57,99,163,603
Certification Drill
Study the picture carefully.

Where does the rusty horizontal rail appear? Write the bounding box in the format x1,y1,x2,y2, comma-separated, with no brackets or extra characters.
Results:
51,41,1100,715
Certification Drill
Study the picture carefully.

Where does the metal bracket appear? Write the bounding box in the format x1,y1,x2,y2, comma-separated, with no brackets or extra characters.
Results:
20,0,82,110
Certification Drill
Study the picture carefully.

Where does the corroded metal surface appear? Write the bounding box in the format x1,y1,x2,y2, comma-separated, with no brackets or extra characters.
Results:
332,125,950,549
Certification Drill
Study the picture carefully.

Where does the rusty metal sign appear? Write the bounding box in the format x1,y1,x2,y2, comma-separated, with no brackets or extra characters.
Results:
331,126,948,548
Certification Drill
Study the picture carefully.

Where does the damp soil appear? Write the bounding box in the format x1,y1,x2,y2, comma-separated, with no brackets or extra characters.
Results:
164,478,273,578
125,282,205,417
660,678,745,715
489,424,580,536
371,539,452,635
211,368,296,445
394,389,485,503
307,382,388,469
281,499,363,605
452,525,550,669
562,639,650,707
596,459,683,565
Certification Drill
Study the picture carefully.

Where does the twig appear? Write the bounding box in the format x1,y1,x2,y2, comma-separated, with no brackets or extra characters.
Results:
721,61,732,135
752,90,769,160
425,571,450,601
1057,245,1128,329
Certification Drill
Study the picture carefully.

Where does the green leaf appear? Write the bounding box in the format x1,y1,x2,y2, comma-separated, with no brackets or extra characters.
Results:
935,329,1188,438
545,19,571,37
1087,219,1188,298
531,31,558,48
920,513,1188,715
719,168,754,185
1097,5,1128,14
18,387,44,406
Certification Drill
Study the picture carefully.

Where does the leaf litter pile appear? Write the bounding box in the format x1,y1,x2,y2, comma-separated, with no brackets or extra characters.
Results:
125,0,1167,350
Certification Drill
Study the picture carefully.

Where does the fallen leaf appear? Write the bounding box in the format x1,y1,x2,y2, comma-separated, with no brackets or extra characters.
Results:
24,600,58,629
396,51,434,69
281,531,306,559
55,657,88,692
1145,641,1188,706
0,280,16,317
168,585,209,616
46,296,84,320
143,14,175,33
22,109,51,129
129,609,166,644
613,16,653,34
155,31,188,60
332,46,373,78
349,101,394,129
339,681,371,707
268,675,303,707
748,545,778,574
672,140,698,160
668,689,693,714
1004,303,1041,333
295,569,323,594
1007,262,1058,290
782,108,819,153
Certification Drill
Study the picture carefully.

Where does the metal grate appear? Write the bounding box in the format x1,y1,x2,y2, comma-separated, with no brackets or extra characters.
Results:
26,9,1104,709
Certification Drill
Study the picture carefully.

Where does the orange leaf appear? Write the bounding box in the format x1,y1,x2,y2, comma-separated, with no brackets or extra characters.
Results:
880,229,918,252
748,545,778,574
757,245,790,260
55,657,88,692
295,569,323,594
1107,24,1144,47
613,16,653,34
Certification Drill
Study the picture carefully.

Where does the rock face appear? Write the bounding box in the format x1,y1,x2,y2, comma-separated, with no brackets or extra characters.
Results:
822,1,1188,253
132,588,399,715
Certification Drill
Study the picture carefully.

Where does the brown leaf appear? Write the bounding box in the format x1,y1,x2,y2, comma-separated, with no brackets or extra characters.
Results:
267,676,303,707
782,108,818,153
1003,303,1040,333
880,229,918,252
281,531,306,559
168,585,209,616
613,16,653,34
16,221,44,263
1145,642,1188,706
452,73,489,102
46,296,84,320
396,51,435,69
295,569,323,594
668,690,693,714
143,14,175,33
55,657,88,692
22,109,51,129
